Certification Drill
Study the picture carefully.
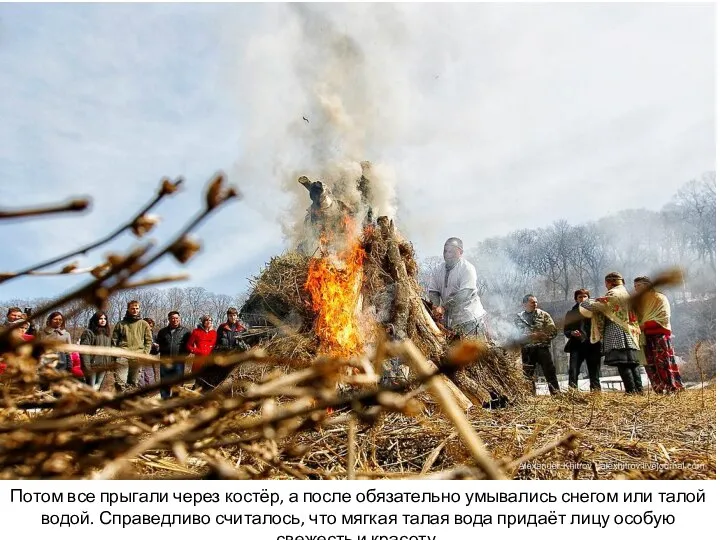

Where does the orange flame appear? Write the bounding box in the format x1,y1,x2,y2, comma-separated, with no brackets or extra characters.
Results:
304,222,366,357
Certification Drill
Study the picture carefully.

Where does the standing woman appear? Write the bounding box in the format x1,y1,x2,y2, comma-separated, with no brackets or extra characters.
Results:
580,272,644,394
633,276,684,393
79,312,112,390
187,315,217,374
37,312,73,371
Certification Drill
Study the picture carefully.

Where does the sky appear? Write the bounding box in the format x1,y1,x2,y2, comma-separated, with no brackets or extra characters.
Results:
0,3,714,301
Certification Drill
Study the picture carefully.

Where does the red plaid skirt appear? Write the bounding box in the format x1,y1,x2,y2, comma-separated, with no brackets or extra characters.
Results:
644,334,684,393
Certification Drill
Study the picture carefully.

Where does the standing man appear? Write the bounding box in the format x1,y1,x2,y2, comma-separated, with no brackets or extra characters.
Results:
564,289,602,391
3,307,24,328
579,272,643,394
157,311,191,399
428,237,488,340
514,294,560,395
111,300,153,392
215,308,249,353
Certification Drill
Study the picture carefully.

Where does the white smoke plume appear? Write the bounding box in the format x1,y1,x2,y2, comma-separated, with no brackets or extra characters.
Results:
220,4,423,250
217,3,712,263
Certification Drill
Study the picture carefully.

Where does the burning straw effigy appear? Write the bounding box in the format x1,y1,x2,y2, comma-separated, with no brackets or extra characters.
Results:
0,171,715,480
236,164,527,409
238,211,527,408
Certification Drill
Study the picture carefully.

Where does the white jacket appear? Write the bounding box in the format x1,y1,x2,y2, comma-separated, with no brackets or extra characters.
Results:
428,258,486,327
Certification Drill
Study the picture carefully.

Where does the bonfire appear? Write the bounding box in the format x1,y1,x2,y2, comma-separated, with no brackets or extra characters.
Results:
235,169,528,411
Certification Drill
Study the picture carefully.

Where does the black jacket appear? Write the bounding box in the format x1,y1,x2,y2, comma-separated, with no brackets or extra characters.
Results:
215,322,249,352
563,303,599,353
157,325,191,357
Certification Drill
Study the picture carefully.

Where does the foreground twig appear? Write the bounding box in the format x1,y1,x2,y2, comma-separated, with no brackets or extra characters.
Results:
391,340,507,480
347,415,357,480
96,407,219,479
0,178,181,284
504,432,578,472
0,198,90,220
0,174,238,349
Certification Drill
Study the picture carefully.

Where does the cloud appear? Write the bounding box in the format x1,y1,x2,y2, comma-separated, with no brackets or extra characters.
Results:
214,3,713,262
0,3,714,302
0,4,244,298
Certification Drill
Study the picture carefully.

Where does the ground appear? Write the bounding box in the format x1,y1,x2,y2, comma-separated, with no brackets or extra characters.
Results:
131,386,716,480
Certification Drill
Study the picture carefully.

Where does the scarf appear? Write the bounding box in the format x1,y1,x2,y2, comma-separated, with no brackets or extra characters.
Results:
40,326,67,339
123,311,142,323
637,290,671,332
221,321,246,332
581,285,641,349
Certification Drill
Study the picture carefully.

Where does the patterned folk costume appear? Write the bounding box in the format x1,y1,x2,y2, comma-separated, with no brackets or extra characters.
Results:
636,290,683,393
580,284,644,394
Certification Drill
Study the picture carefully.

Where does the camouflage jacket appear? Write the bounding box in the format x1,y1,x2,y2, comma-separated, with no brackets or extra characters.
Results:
514,309,558,348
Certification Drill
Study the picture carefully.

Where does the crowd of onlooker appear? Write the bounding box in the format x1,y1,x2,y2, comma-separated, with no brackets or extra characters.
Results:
513,272,684,395
1,267,687,399
430,237,684,396
1,300,252,398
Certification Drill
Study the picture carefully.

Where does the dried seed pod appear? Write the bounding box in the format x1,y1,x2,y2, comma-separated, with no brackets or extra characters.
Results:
90,262,111,279
130,214,160,238
68,198,91,211
447,340,489,368
170,236,201,264
107,253,125,267
60,262,78,274
652,267,684,287
159,176,183,196
205,172,240,210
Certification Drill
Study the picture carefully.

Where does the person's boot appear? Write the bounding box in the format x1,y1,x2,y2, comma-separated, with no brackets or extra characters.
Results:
617,367,636,394
631,366,644,394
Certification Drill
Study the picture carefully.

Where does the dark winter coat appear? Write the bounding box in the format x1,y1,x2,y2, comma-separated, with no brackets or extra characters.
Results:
563,303,601,353
157,325,191,357
215,321,249,352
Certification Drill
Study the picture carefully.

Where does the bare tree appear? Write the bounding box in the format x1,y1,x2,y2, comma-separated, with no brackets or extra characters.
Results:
469,238,532,309
523,221,578,301
575,224,612,296
61,298,94,341
184,286,211,326
417,256,443,294
131,288,165,323
165,287,186,317
674,172,716,269
209,293,234,323
106,290,136,324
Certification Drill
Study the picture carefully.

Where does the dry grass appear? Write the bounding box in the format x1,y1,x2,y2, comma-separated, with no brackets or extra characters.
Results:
210,385,715,480
3,355,711,480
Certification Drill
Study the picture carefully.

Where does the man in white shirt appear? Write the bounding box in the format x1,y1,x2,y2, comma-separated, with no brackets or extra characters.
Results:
428,237,488,340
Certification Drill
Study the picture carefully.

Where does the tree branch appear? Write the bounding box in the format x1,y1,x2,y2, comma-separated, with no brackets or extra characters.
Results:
0,198,90,220
0,177,183,285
